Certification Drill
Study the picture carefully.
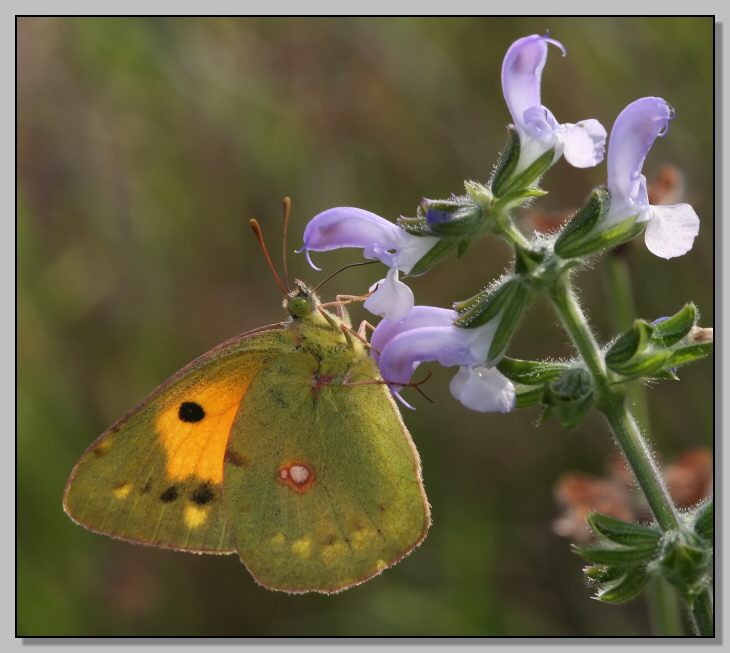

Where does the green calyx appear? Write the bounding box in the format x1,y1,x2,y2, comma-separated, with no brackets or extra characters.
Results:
604,304,712,382
490,126,555,199
553,187,645,259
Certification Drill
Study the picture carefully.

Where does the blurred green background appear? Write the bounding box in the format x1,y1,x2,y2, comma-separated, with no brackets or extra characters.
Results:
18,16,713,636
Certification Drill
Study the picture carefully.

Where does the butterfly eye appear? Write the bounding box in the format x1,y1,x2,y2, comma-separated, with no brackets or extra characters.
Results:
287,295,315,318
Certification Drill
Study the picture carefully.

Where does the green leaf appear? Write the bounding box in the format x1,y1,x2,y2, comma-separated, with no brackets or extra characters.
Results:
651,303,697,347
577,543,658,565
497,357,568,385
665,342,713,369
456,238,470,258
494,186,548,210
587,512,661,547
553,188,608,257
659,531,711,597
425,204,484,238
514,246,545,274
608,349,672,380
487,282,531,360
407,238,457,277
454,278,518,327
542,368,594,428
596,568,650,604
547,389,594,428
605,319,654,366
514,384,543,408
556,210,643,260
495,147,555,198
693,500,713,542
490,127,520,197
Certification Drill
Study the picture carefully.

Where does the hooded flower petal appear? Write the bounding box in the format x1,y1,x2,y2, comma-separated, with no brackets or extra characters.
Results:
370,306,455,364
643,204,700,259
501,34,565,133
603,97,700,258
374,309,499,386
300,207,402,268
449,366,516,413
500,34,605,174
363,268,414,321
606,97,673,221
558,119,608,168
300,206,438,274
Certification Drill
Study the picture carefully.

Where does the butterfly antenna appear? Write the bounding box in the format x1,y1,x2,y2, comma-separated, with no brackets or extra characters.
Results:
281,197,292,293
311,260,378,294
249,218,287,296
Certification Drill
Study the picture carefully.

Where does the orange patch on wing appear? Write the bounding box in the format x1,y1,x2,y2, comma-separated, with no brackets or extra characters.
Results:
156,375,254,484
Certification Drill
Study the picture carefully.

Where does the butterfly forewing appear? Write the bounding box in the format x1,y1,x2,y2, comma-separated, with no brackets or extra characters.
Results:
63,326,290,554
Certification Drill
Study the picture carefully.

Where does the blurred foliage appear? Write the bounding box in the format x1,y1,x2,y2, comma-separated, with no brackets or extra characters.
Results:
18,16,712,636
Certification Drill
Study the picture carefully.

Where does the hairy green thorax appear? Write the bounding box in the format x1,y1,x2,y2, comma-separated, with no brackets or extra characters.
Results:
285,283,370,384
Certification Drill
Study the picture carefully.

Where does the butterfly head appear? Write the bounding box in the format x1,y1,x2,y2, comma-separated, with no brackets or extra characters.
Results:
286,280,319,319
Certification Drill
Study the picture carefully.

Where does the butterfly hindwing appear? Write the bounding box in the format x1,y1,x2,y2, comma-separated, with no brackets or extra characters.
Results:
63,325,291,554
223,341,430,594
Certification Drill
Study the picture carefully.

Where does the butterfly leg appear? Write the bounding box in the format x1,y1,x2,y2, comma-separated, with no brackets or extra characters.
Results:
356,320,376,341
320,293,372,321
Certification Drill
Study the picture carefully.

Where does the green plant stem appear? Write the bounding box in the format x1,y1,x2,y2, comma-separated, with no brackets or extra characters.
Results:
690,588,714,636
549,277,680,533
604,253,651,429
604,253,683,635
549,276,718,636
647,578,683,637
494,212,531,250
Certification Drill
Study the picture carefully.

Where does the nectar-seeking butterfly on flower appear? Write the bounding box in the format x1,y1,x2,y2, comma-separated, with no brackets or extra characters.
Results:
63,199,430,594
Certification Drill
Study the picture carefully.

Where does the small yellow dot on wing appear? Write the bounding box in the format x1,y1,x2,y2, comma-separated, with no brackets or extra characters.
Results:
321,541,348,566
270,533,285,546
375,559,387,572
351,528,375,551
184,503,209,529
113,482,132,499
291,537,312,558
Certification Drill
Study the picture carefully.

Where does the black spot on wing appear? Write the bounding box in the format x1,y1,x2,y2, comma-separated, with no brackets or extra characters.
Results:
178,401,205,423
160,485,179,503
191,483,215,506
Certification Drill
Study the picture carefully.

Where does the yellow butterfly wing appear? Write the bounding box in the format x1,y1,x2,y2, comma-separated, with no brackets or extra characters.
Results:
63,324,292,554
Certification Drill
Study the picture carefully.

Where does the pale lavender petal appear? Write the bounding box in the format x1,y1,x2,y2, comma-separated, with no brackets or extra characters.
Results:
449,366,516,413
394,231,440,275
607,97,673,214
300,207,402,267
559,119,607,168
378,325,478,386
644,204,700,259
501,34,565,131
370,306,456,364
363,268,414,321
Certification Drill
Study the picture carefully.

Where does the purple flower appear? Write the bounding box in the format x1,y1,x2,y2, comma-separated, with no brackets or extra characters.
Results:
605,97,699,259
371,305,515,413
502,34,606,173
299,207,437,319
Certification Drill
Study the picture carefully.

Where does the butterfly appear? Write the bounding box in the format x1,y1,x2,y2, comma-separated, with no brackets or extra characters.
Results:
63,199,430,594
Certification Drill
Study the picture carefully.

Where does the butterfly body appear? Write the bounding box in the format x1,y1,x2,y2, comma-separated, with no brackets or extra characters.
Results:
64,284,430,594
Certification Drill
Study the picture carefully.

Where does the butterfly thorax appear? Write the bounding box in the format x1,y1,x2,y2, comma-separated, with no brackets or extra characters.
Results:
284,282,374,386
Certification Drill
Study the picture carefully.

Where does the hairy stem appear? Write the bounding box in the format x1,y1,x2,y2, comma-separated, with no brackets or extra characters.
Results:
647,578,684,636
604,253,683,635
549,276,680,532
690,588,714,636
